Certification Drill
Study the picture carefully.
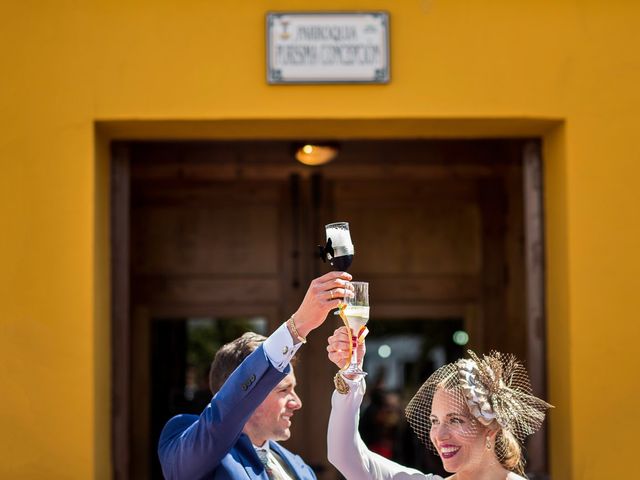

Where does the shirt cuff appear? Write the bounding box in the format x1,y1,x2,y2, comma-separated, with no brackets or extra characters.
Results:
263,322,303,371
341,373,366,387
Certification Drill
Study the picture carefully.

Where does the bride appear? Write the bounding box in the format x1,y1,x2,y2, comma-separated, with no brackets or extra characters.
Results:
326,327,552,480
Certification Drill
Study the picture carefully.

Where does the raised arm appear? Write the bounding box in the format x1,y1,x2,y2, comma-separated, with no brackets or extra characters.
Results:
158,343,286,479
326,327,429,480
158,271,352,480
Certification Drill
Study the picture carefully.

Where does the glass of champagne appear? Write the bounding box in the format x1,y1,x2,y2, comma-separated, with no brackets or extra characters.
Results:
341,281,369,376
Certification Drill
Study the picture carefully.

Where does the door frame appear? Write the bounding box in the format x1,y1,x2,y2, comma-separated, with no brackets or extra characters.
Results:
111,143,132,479
110,139,549,479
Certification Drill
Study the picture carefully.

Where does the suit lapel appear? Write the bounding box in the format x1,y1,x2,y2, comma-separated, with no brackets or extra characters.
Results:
236,436,312,480
237,434,269,479
269,441,304,480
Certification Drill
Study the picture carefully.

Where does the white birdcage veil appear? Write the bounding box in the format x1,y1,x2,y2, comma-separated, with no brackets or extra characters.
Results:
405,350,553,475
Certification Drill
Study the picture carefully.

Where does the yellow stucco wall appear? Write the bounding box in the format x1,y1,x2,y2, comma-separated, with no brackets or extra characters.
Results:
1,1,639,478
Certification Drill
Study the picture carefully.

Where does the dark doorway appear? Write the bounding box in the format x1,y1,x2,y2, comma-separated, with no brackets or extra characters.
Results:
111,139,548,480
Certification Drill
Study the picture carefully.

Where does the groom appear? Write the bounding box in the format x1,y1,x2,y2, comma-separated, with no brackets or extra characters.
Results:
158,271,352,479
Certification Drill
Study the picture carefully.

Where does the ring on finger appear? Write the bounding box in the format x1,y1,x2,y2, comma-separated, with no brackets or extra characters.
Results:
330,289,334,299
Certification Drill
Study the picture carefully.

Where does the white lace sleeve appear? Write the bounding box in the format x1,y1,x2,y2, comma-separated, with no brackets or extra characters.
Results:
327,377,440,480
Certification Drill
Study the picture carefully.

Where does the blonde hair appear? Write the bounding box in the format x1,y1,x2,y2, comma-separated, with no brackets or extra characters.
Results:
496,428,525,476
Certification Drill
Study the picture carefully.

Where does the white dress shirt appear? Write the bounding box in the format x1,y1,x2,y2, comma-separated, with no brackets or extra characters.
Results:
263,321,303,371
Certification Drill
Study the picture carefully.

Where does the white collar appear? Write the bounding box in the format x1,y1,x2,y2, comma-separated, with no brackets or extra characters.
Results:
253,441,271,454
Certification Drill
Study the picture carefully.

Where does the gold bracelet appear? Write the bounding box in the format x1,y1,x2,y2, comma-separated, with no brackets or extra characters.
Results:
287,314,307,344
334,372,350,395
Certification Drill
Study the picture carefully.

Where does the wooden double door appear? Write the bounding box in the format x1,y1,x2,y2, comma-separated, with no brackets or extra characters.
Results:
112,140,547,479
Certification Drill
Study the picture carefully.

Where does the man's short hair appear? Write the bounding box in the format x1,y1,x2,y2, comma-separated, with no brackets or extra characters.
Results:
208,332,266,394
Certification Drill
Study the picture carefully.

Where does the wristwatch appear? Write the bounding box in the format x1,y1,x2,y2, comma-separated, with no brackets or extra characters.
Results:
333,372,350,395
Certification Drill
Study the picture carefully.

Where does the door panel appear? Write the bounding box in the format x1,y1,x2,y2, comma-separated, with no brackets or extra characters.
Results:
130,174,290,479
132,183,281,276
333,180,481,276
119,140,541,480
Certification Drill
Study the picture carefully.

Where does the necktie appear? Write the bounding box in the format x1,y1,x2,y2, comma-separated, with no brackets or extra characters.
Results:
256,448,290,480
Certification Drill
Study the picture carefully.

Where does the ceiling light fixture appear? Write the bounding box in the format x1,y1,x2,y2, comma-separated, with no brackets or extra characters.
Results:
295,143,339,166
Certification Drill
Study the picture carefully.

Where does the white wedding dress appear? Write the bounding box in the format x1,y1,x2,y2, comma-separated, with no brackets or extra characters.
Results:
327,376,444,480
327,376,527,480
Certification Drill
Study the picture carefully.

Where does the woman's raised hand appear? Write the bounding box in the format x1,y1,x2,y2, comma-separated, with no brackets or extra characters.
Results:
327,326,366,377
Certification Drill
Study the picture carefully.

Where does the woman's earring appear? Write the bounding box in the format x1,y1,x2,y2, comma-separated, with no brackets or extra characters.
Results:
485,436,492,450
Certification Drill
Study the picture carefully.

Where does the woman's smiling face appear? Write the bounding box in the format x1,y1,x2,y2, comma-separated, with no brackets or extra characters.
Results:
429,388,489,474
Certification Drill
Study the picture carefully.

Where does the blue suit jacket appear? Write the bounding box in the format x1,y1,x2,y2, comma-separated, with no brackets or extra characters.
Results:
158,345,317,480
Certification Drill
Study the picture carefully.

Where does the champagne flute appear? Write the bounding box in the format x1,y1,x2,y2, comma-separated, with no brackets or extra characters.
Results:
340,281,369,376
321,222,368,375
